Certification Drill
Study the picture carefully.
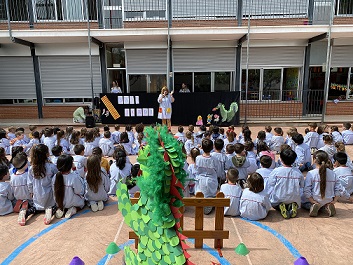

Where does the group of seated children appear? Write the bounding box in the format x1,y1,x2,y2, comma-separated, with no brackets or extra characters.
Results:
180,123,353,220
0,124,143,226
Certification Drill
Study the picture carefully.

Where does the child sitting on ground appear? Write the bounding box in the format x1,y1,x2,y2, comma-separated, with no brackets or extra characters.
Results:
11,152,36,225
304,122,319,152
99,131,115,157
264,126,273,146
292,134,312,172
0,165,14,216
184,131,197,156
174,125,186,143
256,155,273,192
55,130,70,154
335,142,353,171
333,152,353,195
0,147,10,167
195,139,223,214
254,130,266,149
303,150,352,217
72,144,87,179
240,172,272,221
220,168,242,216
84,130,97,157
112,125,121,144
126,163,141,198
285,128,298,151
211,139,233,185
267,149,304,219
244,141,258,175
331,126,343,143
225,144,236,160
11,131,25,147
270,127,285,153
187,148,200,196
23,131,40,155
319,135,337,162
84,155,110,212
231,143,250,188
317,124,329,149
50,145,63,166
119,132,134,155
341,122,353,145
0,129,11,155
256,141,276,169
92,147,110,174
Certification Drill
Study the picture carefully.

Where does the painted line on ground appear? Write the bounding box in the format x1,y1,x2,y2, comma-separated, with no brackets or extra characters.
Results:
231,218,253,265
240,217,302,259
104,219,125,265
97,240,134,265
1,201,118,265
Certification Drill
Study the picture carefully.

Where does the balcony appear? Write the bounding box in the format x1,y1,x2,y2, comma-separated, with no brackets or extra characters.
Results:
0,0,352,30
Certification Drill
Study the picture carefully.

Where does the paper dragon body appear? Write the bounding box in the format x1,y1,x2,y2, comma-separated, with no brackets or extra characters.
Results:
212,102,238,122
116,126,194,265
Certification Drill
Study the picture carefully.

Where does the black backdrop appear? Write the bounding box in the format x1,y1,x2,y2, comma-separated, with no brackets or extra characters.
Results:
100,92,240,126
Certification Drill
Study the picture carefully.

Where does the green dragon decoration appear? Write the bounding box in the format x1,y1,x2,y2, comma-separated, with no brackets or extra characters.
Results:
212,102,239,122
116,125,195,265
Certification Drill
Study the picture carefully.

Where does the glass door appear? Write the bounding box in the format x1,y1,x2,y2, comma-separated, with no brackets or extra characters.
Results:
262,69,282,100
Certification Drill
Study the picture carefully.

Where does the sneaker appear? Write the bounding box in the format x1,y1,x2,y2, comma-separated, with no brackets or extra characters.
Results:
65,207,77,218
289,202,298,218
44,208,52,225
97,201,104,211
279,203,290,219
204,206,213,215
325,203,336,217
18,209,26,226
91,203,98,212
309,203,320,217
55,208,64,219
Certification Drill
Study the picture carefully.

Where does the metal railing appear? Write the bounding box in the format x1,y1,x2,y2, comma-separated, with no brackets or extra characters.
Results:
1,0,351,28
241,89,325,119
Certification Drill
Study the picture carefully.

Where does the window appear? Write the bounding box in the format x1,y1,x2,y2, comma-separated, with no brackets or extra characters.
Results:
125,11,144,19
348,69,353,99
328,67,349,100
146,10,165,19
62,0,83,20
129,75,147,92
35,0,57,20
106,45,125,68
174,73,192,92
194,73,211,92
215,72,231,92
241,69,260,100
0,0,6,20
337,0,353,15
263,69,281,100
149,75,166,93
283,68,300,100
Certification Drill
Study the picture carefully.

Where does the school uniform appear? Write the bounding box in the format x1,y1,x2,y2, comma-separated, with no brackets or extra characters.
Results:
43,136,56,155
50,156,59,166
0,182,14,215
121,142,134,155
270,135,285,153
73,155,87,178
317,133,329,149
246,151,258,175
231,155,250,180
195,155,223,198
210,152,233,181
346,154,353,171
256,167,273,192
225,152,236,161
267,166,304,207
304,131,319,149
28,162,58,210
127,131,135,144
220,183,242,216
341,130,353,145
333,166,353,195
303,168,349,206
186,163,196,195
223,138,237,148
10,169,31,201
285,136,296,151
318,145,337,162
99,138,115,157
265,132,273,146
112,131,121,144
8,132,16,140
194,131,205,147
24,138,40,155
56,139,70,154
23,135,30,144
257,151,276,169
13,139,26,147
84,170,111,204
184,139,197,156
53,171,85,209
331,131,343,143
174,132,186,143
0,138,11,155
109,161,132,195
295,143,312,166
240,188,272,221
84,142,96,157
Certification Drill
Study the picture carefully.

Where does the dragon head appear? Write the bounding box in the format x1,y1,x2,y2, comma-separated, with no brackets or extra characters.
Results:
212,103,222,112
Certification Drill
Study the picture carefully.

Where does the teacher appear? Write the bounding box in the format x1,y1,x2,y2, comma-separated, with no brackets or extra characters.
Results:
73,106,89,123
157,86,174,128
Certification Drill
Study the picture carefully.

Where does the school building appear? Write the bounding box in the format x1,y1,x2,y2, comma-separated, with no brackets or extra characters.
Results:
0,0,352,121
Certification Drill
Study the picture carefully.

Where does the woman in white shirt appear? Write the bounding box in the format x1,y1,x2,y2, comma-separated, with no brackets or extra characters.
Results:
111,81,122,93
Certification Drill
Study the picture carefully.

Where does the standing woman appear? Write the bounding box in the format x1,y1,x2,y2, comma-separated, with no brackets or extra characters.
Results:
157,86,174,128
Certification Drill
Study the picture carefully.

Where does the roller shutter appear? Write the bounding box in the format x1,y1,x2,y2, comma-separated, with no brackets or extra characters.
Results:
173,48,236,72
126,49,167,74
331,46,353,67
0,57,36,99
40,56,102,98
241,47,305,67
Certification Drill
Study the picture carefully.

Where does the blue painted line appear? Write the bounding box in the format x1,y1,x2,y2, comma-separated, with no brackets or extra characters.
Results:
241,218,302,259
1,202,118,265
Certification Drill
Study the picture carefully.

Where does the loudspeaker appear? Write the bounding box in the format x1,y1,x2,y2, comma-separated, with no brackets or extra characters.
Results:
85,116,95,128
